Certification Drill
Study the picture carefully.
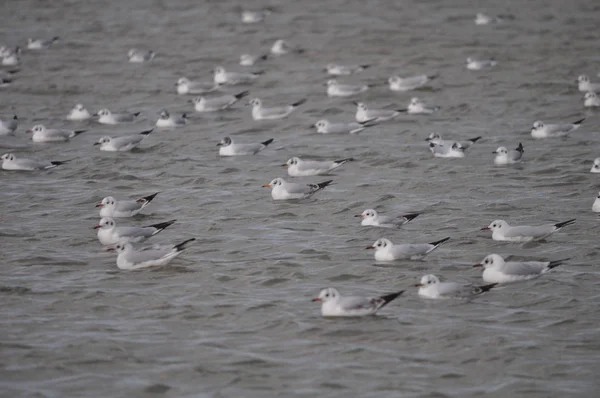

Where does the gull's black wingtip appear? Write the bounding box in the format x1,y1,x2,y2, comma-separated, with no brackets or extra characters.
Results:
429,237,450,246
140,129,154,136
554,219,575,229
142,192,160,202
317,180,334,189
402,213,420,223
292,98,307,107
468,136,482,143
478,283,498,293
379,290,405,306
516,142,524,153
261,138,274,146
174,238,196,251
548,258,570,269
573,118,585,125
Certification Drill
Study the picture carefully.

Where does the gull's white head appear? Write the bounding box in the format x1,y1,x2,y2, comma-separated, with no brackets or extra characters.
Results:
95,217,116,230
191,96,204,104
426,132,442,142
594,158,600,166
354,102,367,111
475,254,505,269
416,274,440,287
72,104,85,111
128,49,138,57
217,136,232,147
159,110,170,119
494,147,508,156
177,77,190,86
95,136,112,145
466,57,474,63
98,196,116,207
1,153,15,162
578,75,589,83
240,54,253,63
326,79,337,86
357,209,378,220
584,92,597,100
285,157,301,167
29,125,45,133
532,121,544,131
214,66,226,76
248,98,262,107
367,238,393,251
482,220,508,232
263,177,285,188
314,120,329,130
388,76,400,84
108,242,133,254
410,97,421,105
312,287,340,303
97,109,111,117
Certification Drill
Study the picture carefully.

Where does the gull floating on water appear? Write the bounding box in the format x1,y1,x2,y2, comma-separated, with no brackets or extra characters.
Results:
94,129,153,152
425,133,480,150
466,57,497,70
474,254,569,284
325,63,370,76
366,237,450,261
97,193,159,218
577,75,600,92
107,238,195,270
407,97,439,114
217,136,273,156
191,91,248,112
583,92,600,107
27,36,59,50
428,141,465,158
326,79,369,97
241,8,272,23
415,274,497,299
176,77,219,95
590,158,600,173
155,110,187,128
214,66,262,85
95,108,141,125
94,217,175,245
283,157,353,177
388,74,435,91
240,53,268,66
481,219,575,242
263,178,333,200
356,209,419,228
0,115,18,135
128,48,155,63
529,118,584,139
1,153,69,171
270,39,304,55
27,124,86,143
312,287,404,317
249,98,306,120
66,104,91,121
354,102,406,123
312,119,375,134
493,143,524,165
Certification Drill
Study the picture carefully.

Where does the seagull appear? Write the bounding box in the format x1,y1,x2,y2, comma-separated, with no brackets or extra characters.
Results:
493,143,524,165
577,75,600,92
590,158,600,173
428,141,465,158
213,66,262,85
481,219,575,242
529,118,584,139
155,110,187,128
249,98,306,120
466,57,497,70
241,8,272,23
425,133,481,150
283,157,353,177
312,119,375,134
584,92,600,107
175,77,219,95
27,36,59,50
325,63,370,76
355,209,420,228
94,217,175,245
415,274,497,299
270,39,304,55
66,104,92,121
107,238,195,270
474,254,569,284
407,97,440,114
128,48,155,63
0,115,18,135
191,91,248,112
1,47,20,66
312,287,404,317
27,124,86,142
326,79,369,97
94,129,153,152
366,237,450,261
217,136,274,156
263,178,333,200
388,74,435,91
96,193,159,218
592,191,600,212
95,109,141,125
354,102,406,123
240,54,268,66
1,153,70,171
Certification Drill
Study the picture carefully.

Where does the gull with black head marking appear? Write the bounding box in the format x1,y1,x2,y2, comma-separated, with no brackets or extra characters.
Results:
408,97,440,114
591,158,600,173
326,79,369,97
366,237,450,261
270,39,304,55
97,193,159,218
240,54,268,66
94,217,176,246
0,115,18,135
27,124,86,143
325,63,370,76
474,254,569,284
415,274,497,299
128,48,155,63
466,57,497,70
1,153,70,171
241,7,273,23
94,129,153,152
577,75,600,92
107,238,195,270
27,36,59,50
426,133,481,151
428,141,465,158
356,209,419,228
481,219,575,242
493,143,523,165
584,92,600,107
263,178,333,200
217,136,273,156
312,287,404,317
156,110,187,128
529,118,584,139
213,66,262,85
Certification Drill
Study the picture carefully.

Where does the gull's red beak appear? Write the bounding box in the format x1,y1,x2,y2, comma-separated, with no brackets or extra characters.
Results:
311,297,322,302
281,164,288,167
263,184,271,188
364,246,375,250
26,129,32,133
93,225,101,229
95,203,103,207
106,247,115,252
354,214,363,218
473,263,482,268
481,226,490,230
414,283,423,287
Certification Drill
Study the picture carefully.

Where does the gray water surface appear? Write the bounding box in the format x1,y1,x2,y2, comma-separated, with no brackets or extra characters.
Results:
1,0,600,397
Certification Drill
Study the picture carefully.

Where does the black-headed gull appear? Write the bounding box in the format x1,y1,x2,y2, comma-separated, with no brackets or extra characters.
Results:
529,118,584,139
388,74,435,91
283,157,353,177
155,110,187,128
213,66,262,85
593,192,600,212
191,91,248,112
354,102,406,123
176,77,219,95
591,158,600,173
425,133,480,150
263,178,333,200
107,238,195,270
325,63,370,76
577,75,600,92
93,129,153,152
97,193,159,218
270,39,304,55
27,124,86,143
493,143,524,165
95,217,175,245
249,98,306,120
1,153,70,171
312,287,404,317
481,219,575,242
474,254,569,284
355,209,419,228
584,92,600,107
240,54,268,66
128,48,155,63
241,8,273,23
466,57,497,70
0,115,17,135
217,136,273,156
326,80,369,97
66,104,92,121
27,36,59,50
415,274,497,299
313,119,375,134
407,97,439,114
366,237,450,261
428,141,465,158
95,109,141,125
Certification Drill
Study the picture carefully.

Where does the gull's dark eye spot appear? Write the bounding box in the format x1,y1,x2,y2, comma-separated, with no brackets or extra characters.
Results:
325,293,329,297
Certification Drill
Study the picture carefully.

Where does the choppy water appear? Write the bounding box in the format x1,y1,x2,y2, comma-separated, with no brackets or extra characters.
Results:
1,0,600,397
